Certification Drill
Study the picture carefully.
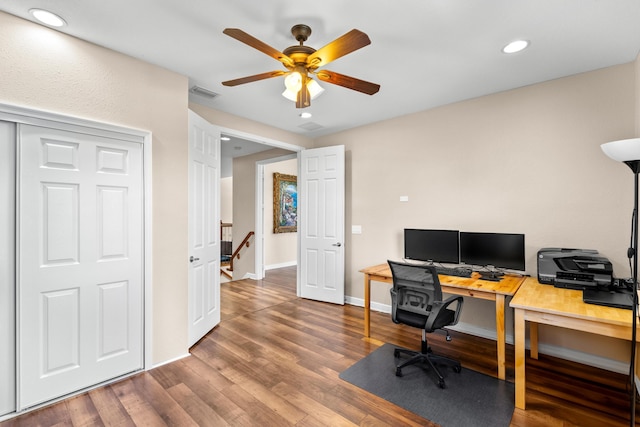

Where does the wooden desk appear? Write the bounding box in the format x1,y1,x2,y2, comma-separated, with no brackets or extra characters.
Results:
360,263,525,380
510,277,636,410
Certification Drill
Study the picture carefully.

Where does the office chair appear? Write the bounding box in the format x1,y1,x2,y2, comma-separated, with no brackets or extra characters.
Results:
388,260,464,388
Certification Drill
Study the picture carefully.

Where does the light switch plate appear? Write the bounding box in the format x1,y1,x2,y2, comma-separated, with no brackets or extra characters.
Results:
352,225,362,234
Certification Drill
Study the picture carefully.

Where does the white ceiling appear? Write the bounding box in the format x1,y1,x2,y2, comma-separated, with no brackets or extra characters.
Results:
2,1,640,139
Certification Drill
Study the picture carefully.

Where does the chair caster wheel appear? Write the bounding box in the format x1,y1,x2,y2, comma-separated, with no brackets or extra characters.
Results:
453,365,462,373
438,380,445,389
393,349,400,358
395,368,403,377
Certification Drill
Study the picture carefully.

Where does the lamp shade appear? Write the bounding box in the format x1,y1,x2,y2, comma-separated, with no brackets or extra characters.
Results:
601,138,640,162
282,77,324,102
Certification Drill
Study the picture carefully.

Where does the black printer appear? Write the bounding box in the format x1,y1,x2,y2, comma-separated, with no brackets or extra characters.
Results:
537,248,613,290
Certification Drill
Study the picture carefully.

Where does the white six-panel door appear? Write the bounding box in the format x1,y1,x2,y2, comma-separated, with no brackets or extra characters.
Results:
299,145,345,304
188,111,221,347
0,121,16,416
18,124,144,410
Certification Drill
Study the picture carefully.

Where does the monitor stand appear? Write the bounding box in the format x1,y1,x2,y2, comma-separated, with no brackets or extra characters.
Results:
479,270,504,282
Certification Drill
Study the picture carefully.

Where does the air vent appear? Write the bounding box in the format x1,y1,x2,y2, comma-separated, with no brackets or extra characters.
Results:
189,86,219,99
298,122,323,131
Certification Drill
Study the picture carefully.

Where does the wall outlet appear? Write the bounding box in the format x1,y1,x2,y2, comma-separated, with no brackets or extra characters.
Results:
400,196,409,202
352,225,362,234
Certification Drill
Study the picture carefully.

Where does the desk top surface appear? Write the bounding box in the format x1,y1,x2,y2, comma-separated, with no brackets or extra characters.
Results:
510,277,633,326
360,263,525,296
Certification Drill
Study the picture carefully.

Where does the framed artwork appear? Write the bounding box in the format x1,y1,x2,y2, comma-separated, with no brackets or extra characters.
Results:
273,172,297,233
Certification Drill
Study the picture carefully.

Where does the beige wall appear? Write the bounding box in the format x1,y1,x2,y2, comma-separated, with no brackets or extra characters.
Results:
264,159,298,268
189,103,314,149
315,62,638,364
637,54,640,135
0,12,189,364
221,177,233,223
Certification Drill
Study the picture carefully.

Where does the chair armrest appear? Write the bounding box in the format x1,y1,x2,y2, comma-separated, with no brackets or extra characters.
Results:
389,288,399,324
424,295,464,331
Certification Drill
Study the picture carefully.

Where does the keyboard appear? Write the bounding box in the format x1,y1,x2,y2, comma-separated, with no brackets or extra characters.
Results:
434,265,473,278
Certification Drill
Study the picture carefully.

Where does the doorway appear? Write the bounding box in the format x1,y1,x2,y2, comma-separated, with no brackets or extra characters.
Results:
218,131,300,282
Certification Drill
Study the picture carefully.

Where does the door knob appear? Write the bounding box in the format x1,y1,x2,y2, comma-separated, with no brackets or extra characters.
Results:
332,242,342,247
190,256,200,263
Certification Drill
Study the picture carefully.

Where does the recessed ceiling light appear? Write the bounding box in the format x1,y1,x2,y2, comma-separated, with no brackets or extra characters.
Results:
299,112,312,119
29,9,66,27
220,136,230,141
502,40,529,54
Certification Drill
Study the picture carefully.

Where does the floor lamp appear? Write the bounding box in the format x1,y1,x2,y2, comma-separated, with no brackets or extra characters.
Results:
601,137,640,427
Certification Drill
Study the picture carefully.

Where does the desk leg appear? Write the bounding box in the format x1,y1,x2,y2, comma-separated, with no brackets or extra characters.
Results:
514,308,526,410
364,274,371,337
530,322,539,359
495,294,506,380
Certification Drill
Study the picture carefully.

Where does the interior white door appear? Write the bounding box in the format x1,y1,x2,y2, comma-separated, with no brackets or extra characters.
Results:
0,121,16,416
299,145,345,304
188,110,221,347
18,124,144,410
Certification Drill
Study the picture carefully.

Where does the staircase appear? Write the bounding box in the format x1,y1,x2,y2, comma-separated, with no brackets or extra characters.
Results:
220,222,254,281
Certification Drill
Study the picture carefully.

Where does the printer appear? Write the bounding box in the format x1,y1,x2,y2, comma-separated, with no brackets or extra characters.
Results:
537,248,613,290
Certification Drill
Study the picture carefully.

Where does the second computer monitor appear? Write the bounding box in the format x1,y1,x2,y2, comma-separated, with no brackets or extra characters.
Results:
404,228,460,264
459,232,525,271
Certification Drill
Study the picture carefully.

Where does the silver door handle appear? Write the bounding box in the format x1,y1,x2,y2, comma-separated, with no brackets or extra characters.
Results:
190,256,200,263
332,242,342,247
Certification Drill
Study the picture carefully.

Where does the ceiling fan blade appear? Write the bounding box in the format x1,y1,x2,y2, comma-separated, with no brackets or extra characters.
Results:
222,70,287,87
307,29,371,69
316,70,380,95
223,28,294,68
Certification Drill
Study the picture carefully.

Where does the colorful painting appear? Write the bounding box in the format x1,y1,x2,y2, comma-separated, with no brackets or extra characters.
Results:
273,173,297,233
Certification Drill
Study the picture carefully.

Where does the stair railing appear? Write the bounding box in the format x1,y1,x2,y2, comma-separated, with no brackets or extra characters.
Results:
229,231,255,272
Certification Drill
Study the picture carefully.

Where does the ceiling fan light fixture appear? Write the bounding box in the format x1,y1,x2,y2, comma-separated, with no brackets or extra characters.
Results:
307,79,324,100
282,88,298,102
282,77,324,102
284,72,302,92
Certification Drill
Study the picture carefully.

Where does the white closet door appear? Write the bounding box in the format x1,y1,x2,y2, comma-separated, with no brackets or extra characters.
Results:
18,124,144,410
0,121,16,416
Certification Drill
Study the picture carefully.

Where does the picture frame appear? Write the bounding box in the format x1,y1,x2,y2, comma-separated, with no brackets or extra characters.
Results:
273,172,297,233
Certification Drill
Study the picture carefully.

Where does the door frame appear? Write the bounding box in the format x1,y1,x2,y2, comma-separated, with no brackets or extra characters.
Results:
214,126,303,281
0,102,154,372
255,153,298,280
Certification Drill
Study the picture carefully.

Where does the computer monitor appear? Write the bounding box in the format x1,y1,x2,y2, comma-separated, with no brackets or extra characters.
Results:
459,232,525,271
404,229,460,264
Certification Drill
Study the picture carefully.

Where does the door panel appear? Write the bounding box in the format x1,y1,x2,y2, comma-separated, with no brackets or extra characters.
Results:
299,146,345,304
0,121,16,416
188,110,221,347
18,124,144,410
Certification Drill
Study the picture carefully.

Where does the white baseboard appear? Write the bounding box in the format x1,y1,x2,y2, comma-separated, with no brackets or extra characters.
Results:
242,272,258,280
150,352,190,369
265,261,297,270
344,297,629,374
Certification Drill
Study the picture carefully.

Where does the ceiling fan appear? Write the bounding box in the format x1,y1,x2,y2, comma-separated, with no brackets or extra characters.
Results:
222,24,380,109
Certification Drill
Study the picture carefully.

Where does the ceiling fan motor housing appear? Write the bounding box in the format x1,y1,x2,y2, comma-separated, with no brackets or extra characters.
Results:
291,24,312,43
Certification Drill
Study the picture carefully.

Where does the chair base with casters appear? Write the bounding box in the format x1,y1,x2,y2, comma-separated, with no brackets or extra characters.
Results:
393,329,461,389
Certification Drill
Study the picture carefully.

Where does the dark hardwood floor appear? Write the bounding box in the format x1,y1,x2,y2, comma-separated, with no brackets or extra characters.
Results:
1,266,636,426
